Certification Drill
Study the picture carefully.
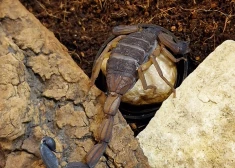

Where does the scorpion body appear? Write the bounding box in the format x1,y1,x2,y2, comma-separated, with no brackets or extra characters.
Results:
40,24,190,168
107,28,159,95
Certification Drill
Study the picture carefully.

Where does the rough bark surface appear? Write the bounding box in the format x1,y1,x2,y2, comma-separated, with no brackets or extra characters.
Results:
0,0,149,167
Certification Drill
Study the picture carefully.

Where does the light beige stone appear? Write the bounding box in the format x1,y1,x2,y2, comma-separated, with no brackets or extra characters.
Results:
137,40,235,167
5,151,35,168
0,54,32,141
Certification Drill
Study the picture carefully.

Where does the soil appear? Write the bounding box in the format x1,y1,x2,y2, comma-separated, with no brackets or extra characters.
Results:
19,0,235,133
20,0,235,75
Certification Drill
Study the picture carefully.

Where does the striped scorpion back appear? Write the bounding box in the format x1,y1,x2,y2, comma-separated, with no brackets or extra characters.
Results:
106,28,159,94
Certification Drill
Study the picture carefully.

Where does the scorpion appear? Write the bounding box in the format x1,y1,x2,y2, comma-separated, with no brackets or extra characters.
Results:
40,24,190,168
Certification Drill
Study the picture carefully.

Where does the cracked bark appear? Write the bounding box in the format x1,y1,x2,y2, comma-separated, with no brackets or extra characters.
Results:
0,0,149,168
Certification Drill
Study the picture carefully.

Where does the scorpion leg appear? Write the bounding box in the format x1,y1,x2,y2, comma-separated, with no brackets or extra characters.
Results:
158,32,190,55
151,45,176,97
160,44,187,63
112,25,140,35
90,35,126,86
137,60,157,93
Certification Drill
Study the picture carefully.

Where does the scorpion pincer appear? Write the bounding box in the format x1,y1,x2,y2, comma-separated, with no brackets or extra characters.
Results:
40,24,190,168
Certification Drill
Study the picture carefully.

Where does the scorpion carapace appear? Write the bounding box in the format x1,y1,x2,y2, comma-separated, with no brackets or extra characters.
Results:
39,24,190,168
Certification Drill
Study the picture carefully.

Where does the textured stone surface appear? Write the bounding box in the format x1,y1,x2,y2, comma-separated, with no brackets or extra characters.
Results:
137,40,235,167
0,0,149,167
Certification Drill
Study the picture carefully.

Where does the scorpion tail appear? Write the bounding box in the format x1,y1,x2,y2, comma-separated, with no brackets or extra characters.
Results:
66,162,90,168
85,142,108,168
79,94,121,167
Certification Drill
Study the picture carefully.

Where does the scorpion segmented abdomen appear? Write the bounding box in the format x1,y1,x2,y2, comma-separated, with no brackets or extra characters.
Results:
107,57,137,77
106,57,137,94
111,30,157,64
106,29,159,95
106,73,136,94
111,44,145,63
128,30,156,44
119,37,150,52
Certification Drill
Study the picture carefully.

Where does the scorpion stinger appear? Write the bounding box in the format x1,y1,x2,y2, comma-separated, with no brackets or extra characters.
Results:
40,136,90,168
40,137,59,168
39,24,190,168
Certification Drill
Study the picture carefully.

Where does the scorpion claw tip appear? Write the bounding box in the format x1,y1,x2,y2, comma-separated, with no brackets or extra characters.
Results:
178,41,191,55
